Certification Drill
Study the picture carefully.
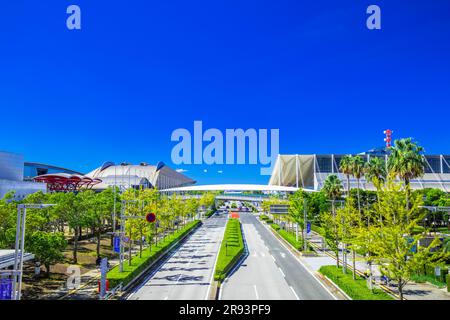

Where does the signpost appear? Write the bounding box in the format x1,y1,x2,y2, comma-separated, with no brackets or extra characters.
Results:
307,222,311,235
146,213,156,223
0,277,12,300
99,258,108,300
113,236,121,254
119,200,157,273
269,204,289,215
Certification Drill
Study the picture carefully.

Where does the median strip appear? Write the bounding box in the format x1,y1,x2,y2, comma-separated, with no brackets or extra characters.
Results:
213,218,245,283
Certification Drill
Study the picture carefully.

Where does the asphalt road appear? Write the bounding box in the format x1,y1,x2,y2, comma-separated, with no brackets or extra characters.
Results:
128,214,227,300
220,213,335,300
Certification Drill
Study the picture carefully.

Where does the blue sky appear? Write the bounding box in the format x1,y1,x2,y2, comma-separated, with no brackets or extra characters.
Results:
1,1,449,184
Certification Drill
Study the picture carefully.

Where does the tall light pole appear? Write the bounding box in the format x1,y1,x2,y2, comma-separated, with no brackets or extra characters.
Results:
303,198,308,252
12,204,54,300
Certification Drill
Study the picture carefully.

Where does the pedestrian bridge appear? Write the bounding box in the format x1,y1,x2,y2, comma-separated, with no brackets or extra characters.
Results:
160,184,313,202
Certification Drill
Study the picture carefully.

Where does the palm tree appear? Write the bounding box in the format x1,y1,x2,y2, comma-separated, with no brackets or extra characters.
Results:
340,155,354,197
322,174,343,269
364,157,387,185
351,156,365,214
388,138,425,208
322,174,344,216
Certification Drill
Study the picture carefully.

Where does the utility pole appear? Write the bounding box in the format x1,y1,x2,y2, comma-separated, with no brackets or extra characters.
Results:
12,204,54,300
119,201,125,273
303,198,308,252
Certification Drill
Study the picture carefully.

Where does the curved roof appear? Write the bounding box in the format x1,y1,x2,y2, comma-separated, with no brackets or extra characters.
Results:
87,163,195,190
160,184,311,193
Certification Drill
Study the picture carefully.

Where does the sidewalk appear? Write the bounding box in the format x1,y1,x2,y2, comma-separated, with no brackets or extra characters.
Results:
302,231,450,300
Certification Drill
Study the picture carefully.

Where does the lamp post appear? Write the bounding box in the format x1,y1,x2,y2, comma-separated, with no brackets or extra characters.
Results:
12,204,55,300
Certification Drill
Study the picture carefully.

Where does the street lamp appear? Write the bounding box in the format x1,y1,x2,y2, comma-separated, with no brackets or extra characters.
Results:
11,204,55,300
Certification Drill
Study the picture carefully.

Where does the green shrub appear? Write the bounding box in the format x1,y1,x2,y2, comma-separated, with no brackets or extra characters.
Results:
107,220,201,288
411,274,447,289
270,223,280,231
447,274,450,292
214,218,244,282
319,265,393,300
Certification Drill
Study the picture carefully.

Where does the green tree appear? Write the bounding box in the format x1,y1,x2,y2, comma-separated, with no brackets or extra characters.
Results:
339,155,354,197
364,157,387,185
322,174,343,216
54,192,83,263
388,138,425,208
27,231,67,277
370,180,447,299
351,156,365,214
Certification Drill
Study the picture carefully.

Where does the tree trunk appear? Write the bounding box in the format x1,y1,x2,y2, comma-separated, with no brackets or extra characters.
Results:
73,228,79,264
96,227,101,258
45,263,51,277
336,247,340,268
139,231,143,258
357,179,361,216
398,279,404,300
352,250,356,280
128,230,132,266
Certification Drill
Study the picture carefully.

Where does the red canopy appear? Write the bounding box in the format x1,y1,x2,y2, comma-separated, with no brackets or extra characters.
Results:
33,173,102,192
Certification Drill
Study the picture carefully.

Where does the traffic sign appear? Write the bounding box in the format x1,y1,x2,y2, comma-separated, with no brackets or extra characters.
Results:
270,204,289,215
113,236,120,253
0,278,12,300
146,213,156,223
307,222,311,234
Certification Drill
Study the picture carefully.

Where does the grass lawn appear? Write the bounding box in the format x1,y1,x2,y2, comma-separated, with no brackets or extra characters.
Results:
411,274,447,289
319,265,394,300
214,218,244,282
107,220,201,288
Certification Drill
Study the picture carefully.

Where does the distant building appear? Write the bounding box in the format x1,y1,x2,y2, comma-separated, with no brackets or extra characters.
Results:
24,162,82,181
0,151,46,200
87,161,196,191
269,151,450,192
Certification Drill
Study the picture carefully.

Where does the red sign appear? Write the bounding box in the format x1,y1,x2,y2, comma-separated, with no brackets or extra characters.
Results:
146,213,156,223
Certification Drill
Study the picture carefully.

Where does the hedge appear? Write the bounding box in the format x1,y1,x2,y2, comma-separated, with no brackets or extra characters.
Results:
214,218,244,282
319,265,393,300
447,274,450,292
107,220,201,288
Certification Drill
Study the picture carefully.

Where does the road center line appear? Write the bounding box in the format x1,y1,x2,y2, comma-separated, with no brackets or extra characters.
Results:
278,267,286,278
253,285,259,300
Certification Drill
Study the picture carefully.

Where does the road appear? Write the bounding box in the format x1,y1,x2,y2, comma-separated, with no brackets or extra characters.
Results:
128,214,227,300
220,213,335,300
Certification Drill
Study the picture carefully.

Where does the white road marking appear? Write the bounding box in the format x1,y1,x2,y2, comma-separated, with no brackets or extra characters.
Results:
164,296,169,300
290,286,300,300
280,253,286,258
260,220,338,300
253,285,259,300
205,215,226,300
278,267,286,278
271,255,276,262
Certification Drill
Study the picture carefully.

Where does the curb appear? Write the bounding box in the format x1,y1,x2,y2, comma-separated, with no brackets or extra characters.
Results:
113,221,203,299
316,273,352,300
216,220,249,300
258,219,339,300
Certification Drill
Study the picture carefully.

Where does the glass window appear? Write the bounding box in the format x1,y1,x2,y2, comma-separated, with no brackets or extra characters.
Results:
316,155,332,173
424,156,441,173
